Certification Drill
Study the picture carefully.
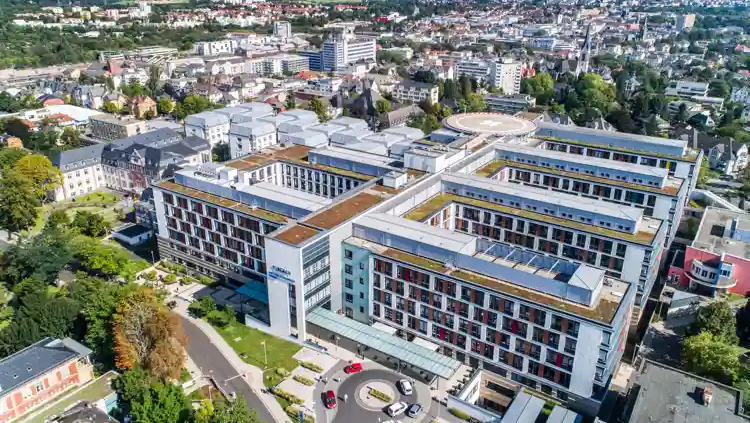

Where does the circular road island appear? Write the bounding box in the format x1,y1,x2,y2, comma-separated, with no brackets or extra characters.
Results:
444,112,537,137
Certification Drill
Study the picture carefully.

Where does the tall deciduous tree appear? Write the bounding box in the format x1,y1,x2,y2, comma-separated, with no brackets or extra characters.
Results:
0,227,73,285
284,90,297,110
14,154,63,202
102,101,121,114
157,97,175,115
71,210,110,237
112,288,187,380
0,170,40,237
308,98,330,122
0,148,29,170
682,331,740,385
692,301,738,344
59,127,82,150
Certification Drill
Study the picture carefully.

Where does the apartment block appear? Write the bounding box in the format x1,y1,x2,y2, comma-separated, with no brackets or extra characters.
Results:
273,21,292,39
392,80,439,104
89,114,147,141
194,40,234,56
485,94,536,114
150,112,700,417
51,143,106,201
184,111,231,147
665,81,709,99
490,60,522,95
457,59,491,83
321,28,376,71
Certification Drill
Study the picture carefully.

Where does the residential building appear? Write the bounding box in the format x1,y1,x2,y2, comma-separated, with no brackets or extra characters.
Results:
273,21,292,39
0,337,94,423
665,81,709,99
392,80,439,104
676,14,696,31
194,40,234,56
457,59,491,83
101,129,211,194
264,54,309,76
668,207,750,296
184,111,231,147
485,94,536,114
490,59,522,95
51,143,106,201
89,115,147,141
229,121,278,158
128,95,157,119
696,134,748,176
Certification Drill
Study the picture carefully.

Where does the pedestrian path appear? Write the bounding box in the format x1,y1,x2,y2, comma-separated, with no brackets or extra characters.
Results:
170,301,291,423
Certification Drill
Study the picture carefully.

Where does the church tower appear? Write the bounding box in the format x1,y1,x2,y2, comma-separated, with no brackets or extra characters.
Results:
576,23,593,75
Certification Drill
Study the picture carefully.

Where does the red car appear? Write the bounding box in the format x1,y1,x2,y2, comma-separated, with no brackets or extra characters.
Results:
325,390,337,409
344,363,363,374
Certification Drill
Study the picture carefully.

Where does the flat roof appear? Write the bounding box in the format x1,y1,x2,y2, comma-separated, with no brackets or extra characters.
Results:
306,307,461,379
628,360,746,423
444,112,538,136
303,192,385,230
403,193,659,245
538,136,700,163
224,145,312,171
476,159,683,196
346,237,627,324
245,181,332,212
693,207,750,259
443,173,644,223
157,180,289,224
272,224,321,245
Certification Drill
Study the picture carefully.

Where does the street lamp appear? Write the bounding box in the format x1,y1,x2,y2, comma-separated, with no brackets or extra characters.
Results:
261,340,267,367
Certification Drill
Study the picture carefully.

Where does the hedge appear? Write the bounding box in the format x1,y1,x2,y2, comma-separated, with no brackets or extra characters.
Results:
293,375,315,386
449,408,471,421
300,361,324,373
368,387,392,403
285,406,314,423
274,388,303,405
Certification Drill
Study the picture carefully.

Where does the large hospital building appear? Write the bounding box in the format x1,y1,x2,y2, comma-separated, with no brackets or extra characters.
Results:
152,109,701,415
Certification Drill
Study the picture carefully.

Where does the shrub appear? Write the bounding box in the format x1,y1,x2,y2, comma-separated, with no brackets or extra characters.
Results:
276,368,289,377
285,406,314,423
206,307,236,328
368,387,392,403
293,375,315,386
274,388,304,405
300,361,324,373
188,296,216,318
449,408,471,421
143,270,157,281
164,273,178,284
199,276,214,285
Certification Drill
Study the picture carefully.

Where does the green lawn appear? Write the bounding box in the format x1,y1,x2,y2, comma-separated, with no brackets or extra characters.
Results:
27,371,117,423
29,192,121,234
214,321,301,387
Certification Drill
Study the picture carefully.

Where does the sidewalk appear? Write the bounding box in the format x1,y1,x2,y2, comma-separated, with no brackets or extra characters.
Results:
170,301,290,423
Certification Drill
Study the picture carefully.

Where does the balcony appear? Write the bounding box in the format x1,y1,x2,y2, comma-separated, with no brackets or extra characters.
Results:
686,259,736,289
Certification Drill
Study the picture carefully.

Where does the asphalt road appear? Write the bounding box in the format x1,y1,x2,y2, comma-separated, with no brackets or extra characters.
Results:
179,316,277,423
333,369,415,423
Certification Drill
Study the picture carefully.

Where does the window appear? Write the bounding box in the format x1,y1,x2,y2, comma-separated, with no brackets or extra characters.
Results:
359,292,364,299
345,293,353,303
344,264,353,275
345,279,353,289
345,249,353,259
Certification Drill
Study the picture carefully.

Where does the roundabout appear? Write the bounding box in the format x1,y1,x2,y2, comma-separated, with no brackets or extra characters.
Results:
326,368,430,423
443,112,537,137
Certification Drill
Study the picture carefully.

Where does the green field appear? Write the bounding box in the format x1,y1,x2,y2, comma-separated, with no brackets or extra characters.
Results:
214,321,301,387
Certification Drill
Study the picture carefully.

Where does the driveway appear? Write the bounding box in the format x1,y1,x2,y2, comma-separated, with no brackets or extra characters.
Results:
179,316,278,423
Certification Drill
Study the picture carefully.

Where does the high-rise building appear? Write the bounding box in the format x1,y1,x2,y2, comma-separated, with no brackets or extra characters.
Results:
676,14,696,31
491,59,523,95
152,112,703,417
321,28,376,71
273,21,292,39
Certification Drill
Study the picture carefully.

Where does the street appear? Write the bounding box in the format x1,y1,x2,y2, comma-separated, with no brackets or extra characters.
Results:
179,316,278,423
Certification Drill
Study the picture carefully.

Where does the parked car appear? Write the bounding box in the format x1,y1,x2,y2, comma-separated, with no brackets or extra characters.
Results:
406,403,422,418
387,402,408,417
325,390,337,409
344,362,363,374
397,379,413,395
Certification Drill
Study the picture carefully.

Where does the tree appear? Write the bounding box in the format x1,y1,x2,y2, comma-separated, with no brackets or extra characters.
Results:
102,101,121,114
181,95,212,116
0,171,40,238
14,154,63,203
406,113,440,135
0,92,21,113
0,148,29,170
308,98,330,122
104,76,116,92
692,301,738,344
676,102,688,123
71,210,111,237
27,130,59,155
682,331,740,384
59,127,81,150
735,298,750,342
376,99,392,114
0,227,73,286
156,97,174,115
0,285,14,331
47,209,71,229
284,90,297,110
467,93,486,112
112,288,187,380
72,236,143,280
147,65,162,95
113,368,191,423
209,400,261,423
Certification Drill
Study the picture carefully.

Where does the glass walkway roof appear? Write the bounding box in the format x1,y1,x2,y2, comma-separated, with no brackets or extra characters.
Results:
306,308,461,379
